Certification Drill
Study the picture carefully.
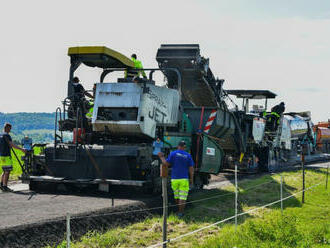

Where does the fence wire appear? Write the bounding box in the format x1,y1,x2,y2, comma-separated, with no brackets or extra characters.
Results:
63,166,327,248
70,179,277,220
147,181,323,248
70,167,317,221
62,166,327,248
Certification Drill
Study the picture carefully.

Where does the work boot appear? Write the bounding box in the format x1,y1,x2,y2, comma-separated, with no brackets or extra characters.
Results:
2,186,13,192
0,182,4,191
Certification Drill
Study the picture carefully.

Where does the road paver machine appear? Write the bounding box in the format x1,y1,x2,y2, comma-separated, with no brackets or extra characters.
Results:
22,44,315,192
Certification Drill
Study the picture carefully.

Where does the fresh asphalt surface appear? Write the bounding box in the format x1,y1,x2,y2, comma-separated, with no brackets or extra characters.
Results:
0,189,140,229
0,161,328,230
0,173,234,230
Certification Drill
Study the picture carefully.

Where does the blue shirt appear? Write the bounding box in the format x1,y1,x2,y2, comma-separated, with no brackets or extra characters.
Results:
152,141,163,155
22,138,33,151
166,150,194,179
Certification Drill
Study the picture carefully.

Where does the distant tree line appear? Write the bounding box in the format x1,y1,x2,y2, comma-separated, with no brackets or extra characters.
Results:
0,112,56,143
0,112,55,131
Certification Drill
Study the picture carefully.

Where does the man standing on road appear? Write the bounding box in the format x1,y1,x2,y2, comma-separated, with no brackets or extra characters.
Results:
158,141,194,217
0,123,26,192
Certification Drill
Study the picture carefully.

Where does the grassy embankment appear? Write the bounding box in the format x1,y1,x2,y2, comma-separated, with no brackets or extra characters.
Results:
48,168,330,248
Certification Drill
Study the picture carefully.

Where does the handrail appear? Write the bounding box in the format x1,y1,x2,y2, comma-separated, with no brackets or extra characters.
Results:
99,67,182,97
53,107,62,161
53,106,80,163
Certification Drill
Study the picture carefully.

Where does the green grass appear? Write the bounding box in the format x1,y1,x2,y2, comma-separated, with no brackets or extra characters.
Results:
47,169,330,248
198,183,330,248
0,147,42,180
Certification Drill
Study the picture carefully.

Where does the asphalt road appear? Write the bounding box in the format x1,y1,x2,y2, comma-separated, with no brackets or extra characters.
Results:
0,172,235,230
0,188,143,229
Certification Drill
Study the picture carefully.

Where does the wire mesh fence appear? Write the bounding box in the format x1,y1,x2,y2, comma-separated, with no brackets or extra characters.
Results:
63,166,328,248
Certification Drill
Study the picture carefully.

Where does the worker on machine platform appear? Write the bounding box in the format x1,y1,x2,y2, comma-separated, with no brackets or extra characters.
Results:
85,84,96,120
71,77,94,100
68,77,94,133
125,54,147,79
269,102,285,130
158,141,194,218
152,137,164,158
69,77,94,118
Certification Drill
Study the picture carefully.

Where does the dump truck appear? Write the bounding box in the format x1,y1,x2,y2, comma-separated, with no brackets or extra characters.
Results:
313,120,330,153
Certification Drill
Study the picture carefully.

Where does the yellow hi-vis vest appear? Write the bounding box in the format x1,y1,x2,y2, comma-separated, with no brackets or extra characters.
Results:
86,102,93,119
86,107,93,119
270,112,281,124
125,57,147,78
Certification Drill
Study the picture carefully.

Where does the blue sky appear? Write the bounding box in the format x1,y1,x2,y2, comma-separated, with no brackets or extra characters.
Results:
0,0,329,122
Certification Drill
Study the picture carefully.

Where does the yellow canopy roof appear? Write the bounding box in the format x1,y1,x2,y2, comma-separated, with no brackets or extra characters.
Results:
68,46,134,69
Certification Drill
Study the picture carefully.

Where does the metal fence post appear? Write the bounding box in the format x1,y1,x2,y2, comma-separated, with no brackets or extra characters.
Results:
66,213,71,248
112,198,114,207
161,164,168,248
301,153,305,204
280,174,283,214
326,164,329,190
235,164,238,230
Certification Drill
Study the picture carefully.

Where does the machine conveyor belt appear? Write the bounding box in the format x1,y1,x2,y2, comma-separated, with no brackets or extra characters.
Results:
181,71,218,107
156,44,218,107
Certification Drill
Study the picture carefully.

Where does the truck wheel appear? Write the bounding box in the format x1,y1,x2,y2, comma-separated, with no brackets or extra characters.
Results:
194,174,204,190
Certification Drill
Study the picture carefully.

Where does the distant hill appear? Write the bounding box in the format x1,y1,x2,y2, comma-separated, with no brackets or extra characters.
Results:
0,112,55,131
0,112,56,143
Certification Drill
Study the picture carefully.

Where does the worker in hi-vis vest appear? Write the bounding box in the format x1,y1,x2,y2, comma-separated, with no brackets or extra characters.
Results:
269,102,285,130
125,54,147,79
85,101,94,119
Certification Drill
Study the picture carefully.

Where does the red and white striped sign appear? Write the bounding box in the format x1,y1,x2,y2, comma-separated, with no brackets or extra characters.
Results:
204,109,217,133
